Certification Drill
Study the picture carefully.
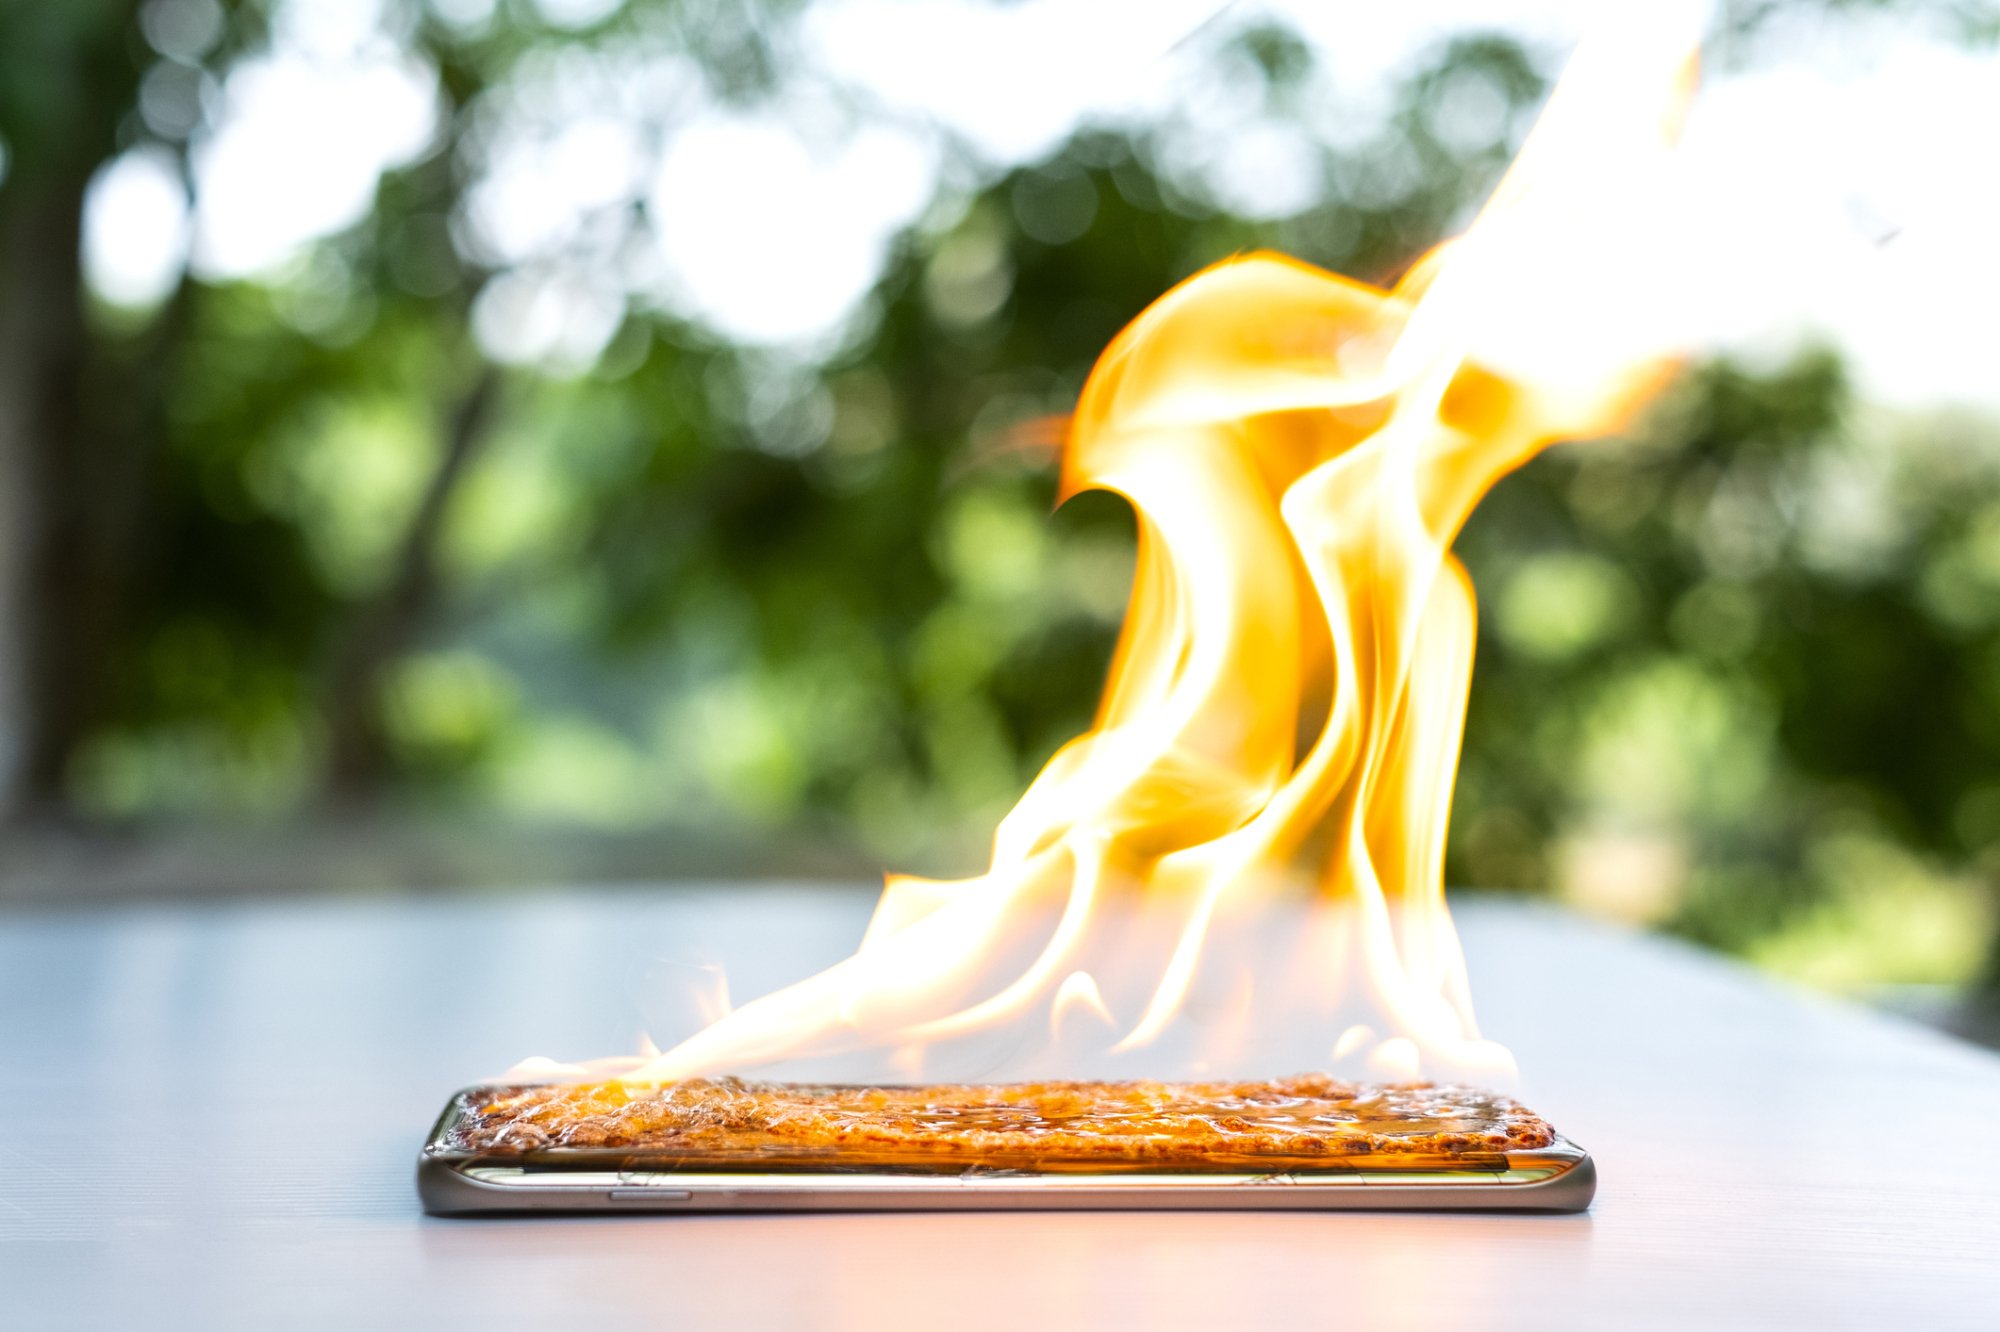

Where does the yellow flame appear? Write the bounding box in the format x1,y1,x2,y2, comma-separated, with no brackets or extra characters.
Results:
619,17,1697,1088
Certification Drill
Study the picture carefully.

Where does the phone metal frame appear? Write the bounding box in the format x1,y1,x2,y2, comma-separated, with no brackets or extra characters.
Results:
416,1087,1596,1215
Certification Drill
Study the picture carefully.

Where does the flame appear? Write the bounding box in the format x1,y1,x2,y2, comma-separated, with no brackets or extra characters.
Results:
616,18,1697,1087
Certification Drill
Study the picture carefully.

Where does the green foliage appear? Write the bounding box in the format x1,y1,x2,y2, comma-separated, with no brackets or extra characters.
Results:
2,0,1997,996
1454,350,2000,980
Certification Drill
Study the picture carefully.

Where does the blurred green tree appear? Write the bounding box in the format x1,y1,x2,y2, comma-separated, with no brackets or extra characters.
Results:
0,0,1996,1013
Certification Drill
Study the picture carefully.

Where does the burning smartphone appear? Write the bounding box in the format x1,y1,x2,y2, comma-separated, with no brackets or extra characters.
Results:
416,1076,1595,1214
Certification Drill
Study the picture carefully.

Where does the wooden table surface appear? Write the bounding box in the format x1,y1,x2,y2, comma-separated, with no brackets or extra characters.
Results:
4,884,1997,1330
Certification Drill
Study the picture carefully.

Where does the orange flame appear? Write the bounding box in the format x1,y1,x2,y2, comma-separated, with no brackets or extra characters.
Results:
611,19,1697,1087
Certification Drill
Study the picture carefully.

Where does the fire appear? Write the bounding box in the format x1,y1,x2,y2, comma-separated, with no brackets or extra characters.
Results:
598,19,1696,1088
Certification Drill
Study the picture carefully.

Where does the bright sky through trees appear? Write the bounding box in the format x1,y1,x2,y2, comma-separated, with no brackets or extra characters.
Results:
81,0,2000,408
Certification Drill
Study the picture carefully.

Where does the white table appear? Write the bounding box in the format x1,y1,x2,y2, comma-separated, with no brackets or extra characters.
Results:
4,886,1997,1330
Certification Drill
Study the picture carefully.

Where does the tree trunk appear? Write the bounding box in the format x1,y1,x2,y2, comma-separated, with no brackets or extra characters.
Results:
0,23,159,820
318,365,502,806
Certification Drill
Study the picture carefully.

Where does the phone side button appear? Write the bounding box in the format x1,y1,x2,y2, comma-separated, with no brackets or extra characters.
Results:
608,1189,694,1203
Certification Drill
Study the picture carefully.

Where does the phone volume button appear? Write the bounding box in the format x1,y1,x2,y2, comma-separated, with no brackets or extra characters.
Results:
608,1188,694,1202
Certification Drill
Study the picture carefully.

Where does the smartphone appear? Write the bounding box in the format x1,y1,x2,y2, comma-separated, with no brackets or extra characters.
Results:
416,1086,1596,1215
